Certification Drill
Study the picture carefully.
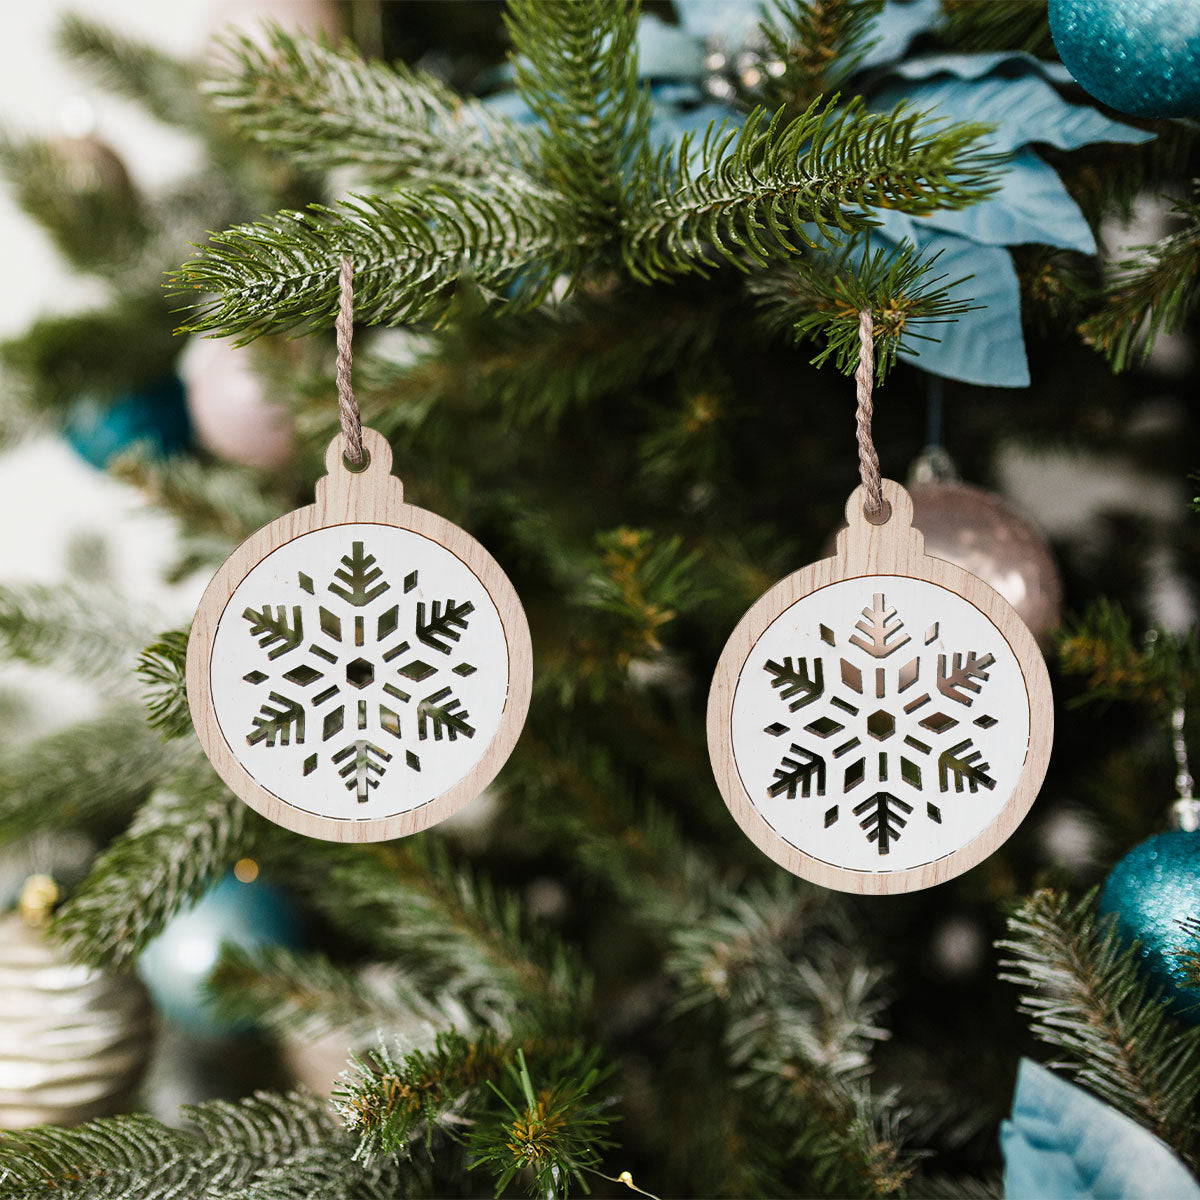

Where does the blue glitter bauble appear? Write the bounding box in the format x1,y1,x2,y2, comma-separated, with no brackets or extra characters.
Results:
64,375,191,469
1099,830,1200,1023
137,874,302,1037
1049,0,1200,117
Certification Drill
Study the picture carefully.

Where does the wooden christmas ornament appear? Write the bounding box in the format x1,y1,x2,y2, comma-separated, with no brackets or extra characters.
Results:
187,261,531,842
706,315,1053,894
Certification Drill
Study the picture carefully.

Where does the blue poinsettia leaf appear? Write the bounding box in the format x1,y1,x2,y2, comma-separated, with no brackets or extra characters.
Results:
874,75,1152,155
885,49,1075,84
1002,1060,1200,1200
857,0,945,69
911,149,1096,253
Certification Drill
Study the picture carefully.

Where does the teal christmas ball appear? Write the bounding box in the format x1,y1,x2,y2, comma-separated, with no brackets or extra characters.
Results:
137,873,302,1037
1049,0,1200,117
64,375,191,469
1099,830,1200,1022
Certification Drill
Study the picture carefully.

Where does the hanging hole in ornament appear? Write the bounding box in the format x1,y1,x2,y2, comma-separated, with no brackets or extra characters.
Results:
863,499,892,526
343,447,371,474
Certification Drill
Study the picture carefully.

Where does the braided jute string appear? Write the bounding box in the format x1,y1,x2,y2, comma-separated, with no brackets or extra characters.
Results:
336,256,364,466
854,308,886,521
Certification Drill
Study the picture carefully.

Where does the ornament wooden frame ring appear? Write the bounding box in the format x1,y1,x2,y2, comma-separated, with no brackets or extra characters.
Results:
186,427,533,842
706,479,1054,894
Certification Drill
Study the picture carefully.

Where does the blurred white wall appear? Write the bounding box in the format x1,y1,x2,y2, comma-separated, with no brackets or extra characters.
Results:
0,1,334,728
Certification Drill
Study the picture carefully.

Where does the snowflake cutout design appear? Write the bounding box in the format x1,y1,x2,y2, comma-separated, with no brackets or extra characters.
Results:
240,539,480,805
734,580,1028,869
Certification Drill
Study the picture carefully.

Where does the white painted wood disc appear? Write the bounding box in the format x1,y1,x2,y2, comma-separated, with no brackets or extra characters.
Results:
187,429,532,842
708,480,1053,894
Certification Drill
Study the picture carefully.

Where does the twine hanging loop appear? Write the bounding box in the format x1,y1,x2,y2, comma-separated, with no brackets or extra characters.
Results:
336,256,364,466
854,309,887,523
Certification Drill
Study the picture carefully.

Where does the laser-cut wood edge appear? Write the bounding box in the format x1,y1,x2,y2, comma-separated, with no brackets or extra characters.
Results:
186,428,533,843
706,479,1054,895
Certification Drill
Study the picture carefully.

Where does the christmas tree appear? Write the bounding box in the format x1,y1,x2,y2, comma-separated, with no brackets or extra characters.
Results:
2,2,1200,1197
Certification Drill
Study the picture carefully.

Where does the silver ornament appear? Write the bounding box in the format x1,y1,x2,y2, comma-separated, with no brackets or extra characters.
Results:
907,481,1063,647
0,908,152,1129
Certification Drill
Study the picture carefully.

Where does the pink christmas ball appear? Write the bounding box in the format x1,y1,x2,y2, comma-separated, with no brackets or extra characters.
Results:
181,338,294,470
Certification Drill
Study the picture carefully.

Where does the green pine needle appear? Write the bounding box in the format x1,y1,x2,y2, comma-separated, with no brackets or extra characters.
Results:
467,1048,617,1199
1058,599,1198,710
56,13,207,132
173,185,576,342
623,99,1000,282
208,25,537,187
759,0,886,110
0,581,152,679
53,759,267,967
0,709,184,842
137,628,191,739
335,1032,512,1161
999,888,1200,1170
0,1089,396,1200
1081,190,1200,372
750,237,976,383
259,838,590,1031
209,942,446,1040
507,0,651,232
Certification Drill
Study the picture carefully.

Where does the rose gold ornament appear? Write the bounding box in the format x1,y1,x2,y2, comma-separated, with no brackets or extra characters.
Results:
907,481,1062,648
181,337,294,470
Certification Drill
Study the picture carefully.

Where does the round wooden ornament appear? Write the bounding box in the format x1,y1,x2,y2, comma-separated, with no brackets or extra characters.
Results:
187,427,532,842
706,479,1053,894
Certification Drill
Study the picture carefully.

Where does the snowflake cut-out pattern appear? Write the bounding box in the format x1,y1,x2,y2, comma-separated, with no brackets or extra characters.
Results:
758,591,1002,857
240,539,479,805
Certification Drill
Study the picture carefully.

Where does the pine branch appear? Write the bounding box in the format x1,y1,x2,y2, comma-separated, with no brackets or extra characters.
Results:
1081,190,1200,371
760,0,885,110
0,581,153,678
0,1089,398,1200
506,0,650,233
0,132,146,273
578,527,706,665
1058,599,1197,710
466,1048,617,1199
208,26,537,187
334,1031,512,1161
263,839,589,1031
53,760,267,967
668,877,887,1079
137,628,191,739
56,13,208,132
624,99,999,282
0,296,178,409
173,185,578,341
111,452,290,557
226,1147,410,1200
0,709,184,842
661,876,906,1196
998,888,1200,1169
209,943,451,1040
356,288,723,433
749,239,976,383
